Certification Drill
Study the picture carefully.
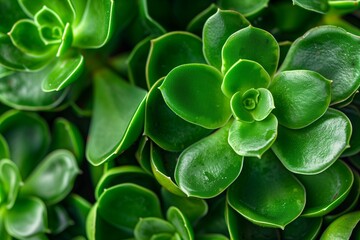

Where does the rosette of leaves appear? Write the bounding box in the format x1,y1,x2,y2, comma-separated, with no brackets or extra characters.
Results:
144,9,359,228
0,0,124,110
0,110,81,239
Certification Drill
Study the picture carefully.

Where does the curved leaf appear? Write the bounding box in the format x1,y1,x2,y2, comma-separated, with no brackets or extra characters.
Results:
5,197,47,239
272,108,351,174
202,9,250,69
269,70,331,129
293,0,329,13
0,0,27,33
228,114,278,158
320,211,360,240
227,150,306,229
296,160,353,217
160,64,231,129
135,218,175,240
186,4,218,35
86,69,147,166
280,25,360,104
0,159,22,209
145,78,211,152
97,183,162,230
21,150,79,205
222,26,279,75
341,106,360,157
282,217,322,240
218,0,269,16
167,207,194,240
0,134,9,159
146,32,206,88
175,124,244,198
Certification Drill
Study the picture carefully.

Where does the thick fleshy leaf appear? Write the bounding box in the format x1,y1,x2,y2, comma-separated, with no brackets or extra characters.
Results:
175,124,244,198
186,4,218,36
94,166,157,199
296,160,353,217
0,110,50,178
222,26,279,75
161,188,208,224
0,134,9,159
86,69,147,166
150,144,185,196
146,32,206,88
228,114,278,158
135,136,152,175
47,205,72,234
134,218,175,240
197,234,229,240
293,0,329,13
167,207,194,240
0,206,11,240
218,0,269,16
0,66,69,110
18,0,75,23
146,78,212,152
72,0,114,48
202,9,250,69
342,106,360,157
21,150,79,205
0,159,22,209
97,183,162,230
269,70,331,129
222,59,271,98
282,217,322,240
0,0,27,33
280,25,360,104
34,6,64,45
272,108,351,174
160,64,231,129
5,197,47,239
138,0,166,36
320,211,360,240
9,20,55,56
227,150,306,229
41,51,84,92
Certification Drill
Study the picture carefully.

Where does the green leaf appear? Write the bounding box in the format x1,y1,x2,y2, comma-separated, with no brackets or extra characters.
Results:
72,0,114,48
227,150,306,229
222,59,271,98
161,188,208,224
0,159,22,209
138,0,166,36
272,108,351,174
146,78,212,152
175,124,244,198
280,25,360,104
218,0,269,16
86,69,147,166
269,70,332,129
341,106,360,157
282,217,322,240
228,114,278,158
41,51,84,92
0,68,69,111
296,160,353,217
186,4,218,36
135,136,153,175
97,183,162,230
5,197,47,239
18,0,75,23
293,0,329,13
146,32,206,88
160,64,231,129
0,206,11,240
47,205,72,234
0,110,50,178
21,150,79,205
197,234,229,240
222,26,279,75
167,207,194,240
34,6,64,45
134,218,176,240
202,9,250,70
0,0,27,33
320,211,360,240
0,134,10,159
9,20,55,57
94,166,157,200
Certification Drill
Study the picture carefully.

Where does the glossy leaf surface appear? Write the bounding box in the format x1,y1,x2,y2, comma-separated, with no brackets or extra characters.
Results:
175,124,244,198
227,151,306,229
21,150,79,205
97,184,162,230
222,26,279,75
0,159,22,209
269,70,331,129
228,114,277,158
145,78,211,152
167,207,194,240
218,0,269,16
203,9,250,69
280,26,360,104
320,211,360,239
282,217,322,240
146,32,206,88
293,0,329,13
134,218,175,240
297,160,353,217
5,197,47,239
160,64,231,129
86,69,147,165
272,108,351,174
